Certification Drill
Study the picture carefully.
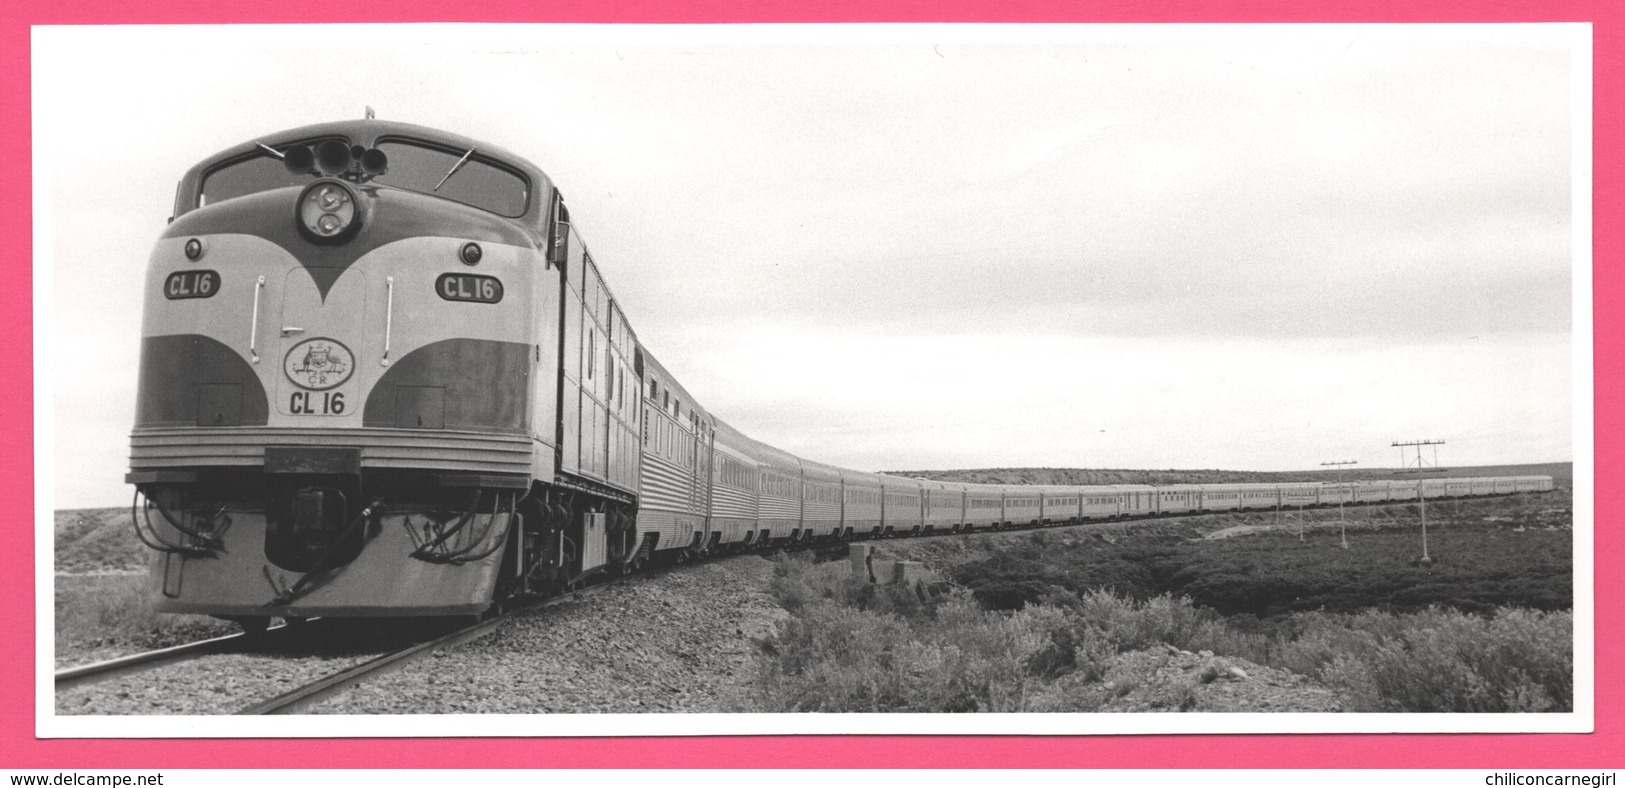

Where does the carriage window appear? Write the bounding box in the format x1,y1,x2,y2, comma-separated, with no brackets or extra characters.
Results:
372,140,530,217
199,137,348,207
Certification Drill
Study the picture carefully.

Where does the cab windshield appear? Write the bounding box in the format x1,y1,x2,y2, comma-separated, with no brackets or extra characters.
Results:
198,137,347,208
371,140,530,217
196,136,530,218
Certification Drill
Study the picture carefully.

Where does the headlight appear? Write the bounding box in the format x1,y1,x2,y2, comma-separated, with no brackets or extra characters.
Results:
296,180,361,243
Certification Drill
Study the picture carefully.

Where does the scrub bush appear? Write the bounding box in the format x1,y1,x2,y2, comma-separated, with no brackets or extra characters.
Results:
756,535,1573,713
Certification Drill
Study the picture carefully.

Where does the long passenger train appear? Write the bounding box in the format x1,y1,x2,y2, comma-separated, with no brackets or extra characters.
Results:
126,118,1555,625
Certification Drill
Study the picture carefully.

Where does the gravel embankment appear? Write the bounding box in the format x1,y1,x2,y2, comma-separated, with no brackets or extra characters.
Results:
310,555,784,714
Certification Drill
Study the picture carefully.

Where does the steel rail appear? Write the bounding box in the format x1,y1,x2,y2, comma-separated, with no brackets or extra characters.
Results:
55,619,312,690
240,585,615,715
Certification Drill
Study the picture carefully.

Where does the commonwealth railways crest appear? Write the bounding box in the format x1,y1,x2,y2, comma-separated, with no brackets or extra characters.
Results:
284,338,355,391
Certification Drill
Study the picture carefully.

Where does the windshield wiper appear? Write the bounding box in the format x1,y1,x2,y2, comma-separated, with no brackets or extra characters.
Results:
434,147,476,192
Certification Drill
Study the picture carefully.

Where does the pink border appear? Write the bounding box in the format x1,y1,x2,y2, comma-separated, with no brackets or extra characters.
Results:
4,0,1615,769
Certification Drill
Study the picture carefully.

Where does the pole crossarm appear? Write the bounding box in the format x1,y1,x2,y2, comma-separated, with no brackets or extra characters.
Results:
1392,439,1446,474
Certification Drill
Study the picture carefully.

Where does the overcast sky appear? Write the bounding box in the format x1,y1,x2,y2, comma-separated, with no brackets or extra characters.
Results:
35,24,1585,508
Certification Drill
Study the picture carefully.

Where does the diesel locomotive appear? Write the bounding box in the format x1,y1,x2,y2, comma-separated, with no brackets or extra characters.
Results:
127,118,1554,626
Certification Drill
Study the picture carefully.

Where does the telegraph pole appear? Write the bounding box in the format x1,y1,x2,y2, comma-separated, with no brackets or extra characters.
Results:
1321,460,1358,548
1418,477,1432,566
1391,440,1443,566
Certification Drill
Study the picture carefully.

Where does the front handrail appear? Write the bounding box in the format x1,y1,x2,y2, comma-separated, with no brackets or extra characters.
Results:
249,275,266,363
382,275,394,366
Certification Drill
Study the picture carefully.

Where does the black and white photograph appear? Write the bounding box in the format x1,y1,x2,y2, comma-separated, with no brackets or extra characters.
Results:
34,23,1589,736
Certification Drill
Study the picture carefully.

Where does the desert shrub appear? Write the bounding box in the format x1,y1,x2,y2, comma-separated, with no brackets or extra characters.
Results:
1182,625,1277,666
1054,590,1227,655
758,579,1573,713
1276,608,1572,712
769,553,866,615
762,554,1067,712
761,602,916,711
1023,611,1079,678
759,591,1058,712
943,598,1053,709
966,578,1056,611
757,504,1574,714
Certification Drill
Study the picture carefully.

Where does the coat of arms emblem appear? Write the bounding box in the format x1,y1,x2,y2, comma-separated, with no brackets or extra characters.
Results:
284,338,355,391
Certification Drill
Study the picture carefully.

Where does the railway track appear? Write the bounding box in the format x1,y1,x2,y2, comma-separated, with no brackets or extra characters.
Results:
240,584,614,714
55,619,315,692
58,576,632,715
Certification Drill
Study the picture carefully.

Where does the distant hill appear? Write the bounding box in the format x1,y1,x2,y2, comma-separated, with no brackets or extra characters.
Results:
887,462,1574,490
